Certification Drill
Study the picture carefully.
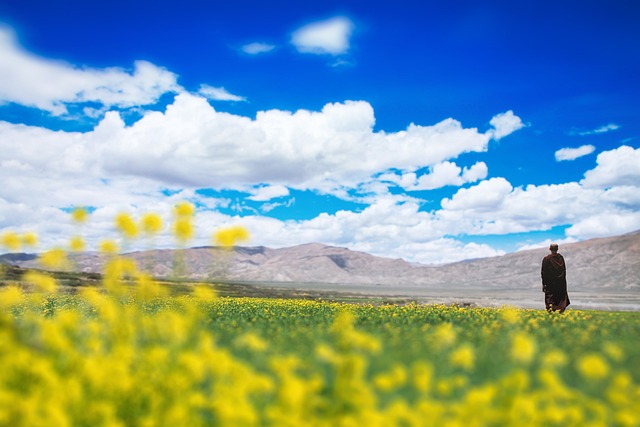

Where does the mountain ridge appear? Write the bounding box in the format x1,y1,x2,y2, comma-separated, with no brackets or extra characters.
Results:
2,230,639,294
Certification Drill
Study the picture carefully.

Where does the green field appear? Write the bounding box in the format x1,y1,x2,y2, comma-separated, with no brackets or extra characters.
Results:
1,279,639,426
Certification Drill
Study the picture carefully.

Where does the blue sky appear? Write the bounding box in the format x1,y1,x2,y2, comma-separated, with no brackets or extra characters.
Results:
0,0,639,264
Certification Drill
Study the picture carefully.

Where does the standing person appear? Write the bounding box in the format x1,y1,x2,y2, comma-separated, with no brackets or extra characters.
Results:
541,243,570,312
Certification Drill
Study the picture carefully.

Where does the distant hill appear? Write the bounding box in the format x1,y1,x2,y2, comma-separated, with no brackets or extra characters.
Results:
2,230,639,294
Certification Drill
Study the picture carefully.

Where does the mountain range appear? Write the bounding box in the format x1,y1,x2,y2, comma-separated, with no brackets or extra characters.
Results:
2,231,639,296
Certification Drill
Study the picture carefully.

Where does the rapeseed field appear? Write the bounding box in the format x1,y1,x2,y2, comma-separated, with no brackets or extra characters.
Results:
1,207,639,426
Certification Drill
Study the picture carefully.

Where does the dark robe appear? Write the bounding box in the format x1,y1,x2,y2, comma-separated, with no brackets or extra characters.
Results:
541,252,570,312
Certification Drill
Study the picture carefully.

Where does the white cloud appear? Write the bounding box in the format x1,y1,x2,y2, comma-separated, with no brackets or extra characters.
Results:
581,145,640,188
2,69,636,264
0,27,180,115
0,94,528,263
441,177,513,212
399,161,488,190
248,185,290,201
487,110,525,140
566,211,640,239
241,42,276,55
197,84,246,102
571,123,620,136
555,144,595,161
291,16,354,55
260,198,295,213
9,93,501,192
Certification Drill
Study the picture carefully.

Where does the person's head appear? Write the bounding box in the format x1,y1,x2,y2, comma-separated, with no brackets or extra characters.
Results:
549,243,559,253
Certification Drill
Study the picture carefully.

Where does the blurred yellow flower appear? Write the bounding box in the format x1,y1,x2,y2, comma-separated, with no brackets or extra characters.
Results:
141,213,163,236
69,236,85,252
115,212,138,239
412,361,433,393
174,201,195,217
450,344,475,371
578,353,610,380
71,207,89,224
22,232,38,247
99,240,119,254
0,285,25,307
39,248,70,270
1,231,21,251
235,332,268,352
542,349,567,368
501,306,521,324
511,332,536,364
192,285,217,302
23,271,58,293
173,218,194,243
431,322,457,347
214,225,250,248
603,342,624,362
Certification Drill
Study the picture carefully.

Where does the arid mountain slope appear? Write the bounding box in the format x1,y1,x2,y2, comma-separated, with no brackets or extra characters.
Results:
2,231,639,292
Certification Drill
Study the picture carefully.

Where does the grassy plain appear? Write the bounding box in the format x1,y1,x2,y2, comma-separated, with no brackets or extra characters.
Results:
1,272,639,426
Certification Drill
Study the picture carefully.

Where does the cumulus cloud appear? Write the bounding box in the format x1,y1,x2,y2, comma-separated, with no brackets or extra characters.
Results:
248,185,290,201
566,211,640,239
441,178,513,212
0,27,180,115
555,144,595,161
0,92,529,262
436,171,639,240
581,145,640,188
11,93,503,192
487,110,525,140
197,84,246,102
388,161,488,191
241,42,276,55
291,16,354,55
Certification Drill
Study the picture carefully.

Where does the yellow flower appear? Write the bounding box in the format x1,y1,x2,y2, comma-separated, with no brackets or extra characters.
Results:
71,207,89,223
542,349,567,367
22,232,38,247
39,248,70,270
430,322,457,347
0,286,25,307
1,231,21,251
511,332,536,364
235,332,268,352
115,212,138,239
450,343,475,370
214,225,250,248
577,353,610,380
173,218,194,243
134,274,168,300
69,236,85,252
141,213,163,236
174,201,195,217
501,306,521,324
412,361,434,393
192,285,217,302
603,342,624,362
373,364,407,391
99,239,119,254
23,271,58,293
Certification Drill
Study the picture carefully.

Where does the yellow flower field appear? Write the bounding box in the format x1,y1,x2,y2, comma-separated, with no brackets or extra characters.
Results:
0,207,639,426
1,279,639,426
